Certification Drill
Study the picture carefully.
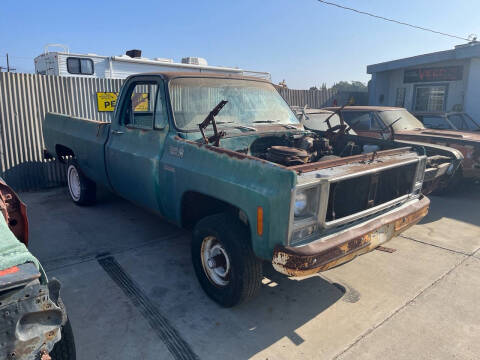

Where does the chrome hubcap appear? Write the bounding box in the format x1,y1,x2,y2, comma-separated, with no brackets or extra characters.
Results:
201,236,231,287
67,165,81,201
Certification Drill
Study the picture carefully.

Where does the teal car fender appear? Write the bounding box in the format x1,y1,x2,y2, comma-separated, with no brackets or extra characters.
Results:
160,135,296,260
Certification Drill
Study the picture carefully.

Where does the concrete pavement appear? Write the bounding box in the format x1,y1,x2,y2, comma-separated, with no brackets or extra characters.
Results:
21,183,480,360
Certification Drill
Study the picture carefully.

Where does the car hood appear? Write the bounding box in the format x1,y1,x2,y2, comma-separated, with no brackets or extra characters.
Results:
396,129,480,142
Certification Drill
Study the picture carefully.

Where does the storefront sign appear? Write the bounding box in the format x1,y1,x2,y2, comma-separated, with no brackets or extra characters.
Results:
404,66,463,83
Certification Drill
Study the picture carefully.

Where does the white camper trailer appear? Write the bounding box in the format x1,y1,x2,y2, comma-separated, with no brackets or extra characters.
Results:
34,45,271,80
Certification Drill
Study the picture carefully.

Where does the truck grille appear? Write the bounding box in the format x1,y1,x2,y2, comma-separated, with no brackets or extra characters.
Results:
326,162,417,222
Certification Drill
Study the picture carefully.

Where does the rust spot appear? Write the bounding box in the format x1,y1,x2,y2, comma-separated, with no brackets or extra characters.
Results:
290,147,412,173
0,179,28,246
175,136,286,166
273,200,430,277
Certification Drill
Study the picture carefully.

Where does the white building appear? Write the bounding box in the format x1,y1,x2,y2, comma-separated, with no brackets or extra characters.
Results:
34,45,270,80
367,42,480,119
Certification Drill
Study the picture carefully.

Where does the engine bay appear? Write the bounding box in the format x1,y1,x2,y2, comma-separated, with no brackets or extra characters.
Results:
247,132,391,167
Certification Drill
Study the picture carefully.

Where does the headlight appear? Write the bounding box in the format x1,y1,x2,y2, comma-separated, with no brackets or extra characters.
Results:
293,187,319,220
294,192,308,217
289,184,323,245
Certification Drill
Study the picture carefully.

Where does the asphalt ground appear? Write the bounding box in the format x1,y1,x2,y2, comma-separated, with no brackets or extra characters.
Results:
22,182,480,360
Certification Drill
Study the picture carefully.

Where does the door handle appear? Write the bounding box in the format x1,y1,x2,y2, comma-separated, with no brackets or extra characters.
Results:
112,130,124,135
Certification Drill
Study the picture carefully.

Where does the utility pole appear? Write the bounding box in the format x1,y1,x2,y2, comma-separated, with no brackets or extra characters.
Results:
6,54,15,72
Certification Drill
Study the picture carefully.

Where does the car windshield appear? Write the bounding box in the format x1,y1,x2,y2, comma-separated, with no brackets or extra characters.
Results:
421,115,452,130
303,112,357,134
169,77,299,131
378,110,425,130
448,113,480,131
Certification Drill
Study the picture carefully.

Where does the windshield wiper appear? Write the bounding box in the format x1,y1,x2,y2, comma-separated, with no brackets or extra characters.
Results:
252,120,279,124
253,120,298,130
382,117,403,140
198,100,228,146
216,121,256,131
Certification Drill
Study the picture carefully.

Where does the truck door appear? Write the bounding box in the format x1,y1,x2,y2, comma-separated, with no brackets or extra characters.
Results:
106,76,169,212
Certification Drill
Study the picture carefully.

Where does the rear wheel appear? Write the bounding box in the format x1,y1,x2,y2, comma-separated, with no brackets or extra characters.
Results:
192,213,262,307
67,161,96,205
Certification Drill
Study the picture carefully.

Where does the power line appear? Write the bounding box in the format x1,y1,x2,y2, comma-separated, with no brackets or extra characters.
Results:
316,0,472,42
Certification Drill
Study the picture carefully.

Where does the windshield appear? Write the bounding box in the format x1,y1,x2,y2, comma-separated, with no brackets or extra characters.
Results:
421,115,452,130
448,113,480,131
303,112,357,134
169,78,299,131
378,110,425,130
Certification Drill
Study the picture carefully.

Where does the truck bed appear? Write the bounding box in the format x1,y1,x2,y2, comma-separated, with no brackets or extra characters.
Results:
43,113,111,185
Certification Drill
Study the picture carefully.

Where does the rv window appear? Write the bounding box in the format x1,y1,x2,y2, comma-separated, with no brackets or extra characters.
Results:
67,57,94,75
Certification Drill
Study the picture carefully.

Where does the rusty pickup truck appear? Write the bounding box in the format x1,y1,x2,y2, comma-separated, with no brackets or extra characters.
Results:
43,73,429,307
0,179,75,360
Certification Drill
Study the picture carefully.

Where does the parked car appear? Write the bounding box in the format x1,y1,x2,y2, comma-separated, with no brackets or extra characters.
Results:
0,178,75,360
324,106,479,185
43,72,430,307
414,112,480,132
294,107,463,194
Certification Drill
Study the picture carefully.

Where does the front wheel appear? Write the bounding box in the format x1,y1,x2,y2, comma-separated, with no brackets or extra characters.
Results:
192,213,262,307
67,161,96,205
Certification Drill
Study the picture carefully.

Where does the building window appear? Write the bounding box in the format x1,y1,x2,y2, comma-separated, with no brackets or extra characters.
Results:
395,88,406,107
67,57,94,75
414,85,447,112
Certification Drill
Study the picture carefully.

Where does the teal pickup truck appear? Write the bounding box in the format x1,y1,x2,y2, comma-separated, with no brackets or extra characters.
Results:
43,72,430,307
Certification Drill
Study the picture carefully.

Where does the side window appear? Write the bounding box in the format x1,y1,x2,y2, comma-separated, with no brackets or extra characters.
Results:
448,114,464,130
154,82,168,129
124,83,158,129
67,57,94,75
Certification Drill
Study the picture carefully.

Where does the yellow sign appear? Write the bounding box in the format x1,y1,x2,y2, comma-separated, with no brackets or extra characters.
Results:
97,92,149,112
132,93,149,112
97,92,118,112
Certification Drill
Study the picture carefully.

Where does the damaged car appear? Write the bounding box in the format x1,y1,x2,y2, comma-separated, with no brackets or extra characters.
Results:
295,107,464,194
0,179,75,360
414,111,480,132
43,72,430,307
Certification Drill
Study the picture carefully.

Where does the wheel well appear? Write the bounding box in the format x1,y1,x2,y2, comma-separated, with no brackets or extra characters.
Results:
181,191,249,230
55,144,74,162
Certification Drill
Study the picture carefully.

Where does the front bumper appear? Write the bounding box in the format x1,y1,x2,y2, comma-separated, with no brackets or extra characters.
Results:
272,196,430,276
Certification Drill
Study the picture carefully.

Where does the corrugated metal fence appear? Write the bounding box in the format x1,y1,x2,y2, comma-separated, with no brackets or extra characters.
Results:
0,72,368,191
0,72,123,191
276,87,368,108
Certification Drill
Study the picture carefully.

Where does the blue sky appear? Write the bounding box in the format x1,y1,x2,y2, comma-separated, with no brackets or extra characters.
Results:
1,0,478,89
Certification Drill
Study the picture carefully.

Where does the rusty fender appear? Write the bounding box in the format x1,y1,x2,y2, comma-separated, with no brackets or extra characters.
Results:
273,196,430,277
0,178,29,245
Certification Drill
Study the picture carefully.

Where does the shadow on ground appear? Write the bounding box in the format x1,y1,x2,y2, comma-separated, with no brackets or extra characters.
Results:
22,186,346,359
420,180,480,227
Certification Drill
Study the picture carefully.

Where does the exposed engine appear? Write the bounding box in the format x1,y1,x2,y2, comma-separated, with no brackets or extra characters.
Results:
251,133,370,167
